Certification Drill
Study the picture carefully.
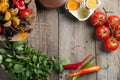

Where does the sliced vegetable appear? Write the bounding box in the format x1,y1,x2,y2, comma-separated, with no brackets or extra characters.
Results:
19,8,31,18
77,8,89,19
3,20,12,27
69,66,101,78
67,0,79,10
86,0,97,9
0,2,9,13
12,16,20,28
63,54,92,69
0,27,2,33
4,11,11,21
12,0,25,10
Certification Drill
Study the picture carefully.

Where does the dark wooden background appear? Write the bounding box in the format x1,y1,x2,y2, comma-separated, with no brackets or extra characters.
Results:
1,0,120,80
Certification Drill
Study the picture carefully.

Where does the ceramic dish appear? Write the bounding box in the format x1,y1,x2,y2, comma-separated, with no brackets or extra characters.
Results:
66,0,101,21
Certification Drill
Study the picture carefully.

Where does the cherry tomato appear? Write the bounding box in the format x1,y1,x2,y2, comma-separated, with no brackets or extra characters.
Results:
96,25,110,40
116,25,120,29
13,0,25,10
0,27,2,33
104,37,119,51
19,8,31,18
108,15,120,30
91,12,106,27
114,28,120,40
104,21,109,27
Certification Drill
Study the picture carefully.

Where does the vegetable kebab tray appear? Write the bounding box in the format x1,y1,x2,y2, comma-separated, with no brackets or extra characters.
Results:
66,0,101,21
0,0,36,41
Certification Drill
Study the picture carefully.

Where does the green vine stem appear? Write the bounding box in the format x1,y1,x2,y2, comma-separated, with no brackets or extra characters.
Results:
103,7,114,36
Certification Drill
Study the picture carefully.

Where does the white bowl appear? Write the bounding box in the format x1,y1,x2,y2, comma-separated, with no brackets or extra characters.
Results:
67,0,101,21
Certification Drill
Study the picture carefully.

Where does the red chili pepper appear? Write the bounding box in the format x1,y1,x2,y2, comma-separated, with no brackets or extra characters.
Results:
13,0,25,10
0,27,2,34
63,54,92,69
69,66,101,78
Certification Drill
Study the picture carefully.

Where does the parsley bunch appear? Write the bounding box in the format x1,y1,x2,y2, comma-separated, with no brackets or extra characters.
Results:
0,41,65,80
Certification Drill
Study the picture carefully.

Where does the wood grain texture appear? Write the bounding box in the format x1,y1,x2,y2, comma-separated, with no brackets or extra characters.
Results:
1,0,120,80
28,1,59,79
58,13,96,80
0,68,12,80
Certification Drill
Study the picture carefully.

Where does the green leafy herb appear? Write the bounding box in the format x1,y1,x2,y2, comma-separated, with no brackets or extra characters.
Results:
0,16,3,20
0,41,66,80
57,7,66,14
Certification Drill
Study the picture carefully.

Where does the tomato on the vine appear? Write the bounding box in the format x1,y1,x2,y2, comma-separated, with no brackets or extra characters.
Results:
114,28,120,40
91,12,106,27
104,37,119,51
96,25,110,40
108,15,120,29
19,8,31,18
115,25,120,29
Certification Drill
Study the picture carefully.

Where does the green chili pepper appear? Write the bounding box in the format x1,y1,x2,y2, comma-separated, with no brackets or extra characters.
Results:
82,56,95,68
70,56,95,80
69,76,80,80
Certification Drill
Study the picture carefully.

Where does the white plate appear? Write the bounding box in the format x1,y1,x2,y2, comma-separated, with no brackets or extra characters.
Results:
67,0,101,21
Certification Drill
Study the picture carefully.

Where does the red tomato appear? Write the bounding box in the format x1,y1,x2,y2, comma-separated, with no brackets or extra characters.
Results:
104,21,109,27
19,8,31,18
104,37,119,51
91,12,106,27
114,28,120,40
108,15,120,29
13,0,25,10
0,27,2,33
96,25,110,40
115,25,120,29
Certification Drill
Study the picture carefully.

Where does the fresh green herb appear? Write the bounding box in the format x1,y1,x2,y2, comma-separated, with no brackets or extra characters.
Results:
0,16,3,20
0,41,66,80
57,7,65,14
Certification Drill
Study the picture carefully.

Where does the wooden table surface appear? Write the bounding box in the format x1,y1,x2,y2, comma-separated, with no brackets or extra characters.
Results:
0,0,120,80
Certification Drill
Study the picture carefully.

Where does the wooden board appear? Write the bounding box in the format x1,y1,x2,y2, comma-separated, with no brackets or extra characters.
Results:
58,12,96,80
1,0,120,80
28,2,59,79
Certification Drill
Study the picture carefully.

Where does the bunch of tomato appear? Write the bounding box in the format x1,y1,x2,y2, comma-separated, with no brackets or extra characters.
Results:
91,11,120,51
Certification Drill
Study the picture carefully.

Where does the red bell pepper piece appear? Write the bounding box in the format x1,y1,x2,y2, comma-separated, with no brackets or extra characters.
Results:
13,0,25,10
63,54,92,69
69,66,101,78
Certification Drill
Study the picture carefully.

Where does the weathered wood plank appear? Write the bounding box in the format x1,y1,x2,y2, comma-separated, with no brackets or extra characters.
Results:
0,68,12,80
96,0,120,80
28,2,59,80
58,12,96,80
